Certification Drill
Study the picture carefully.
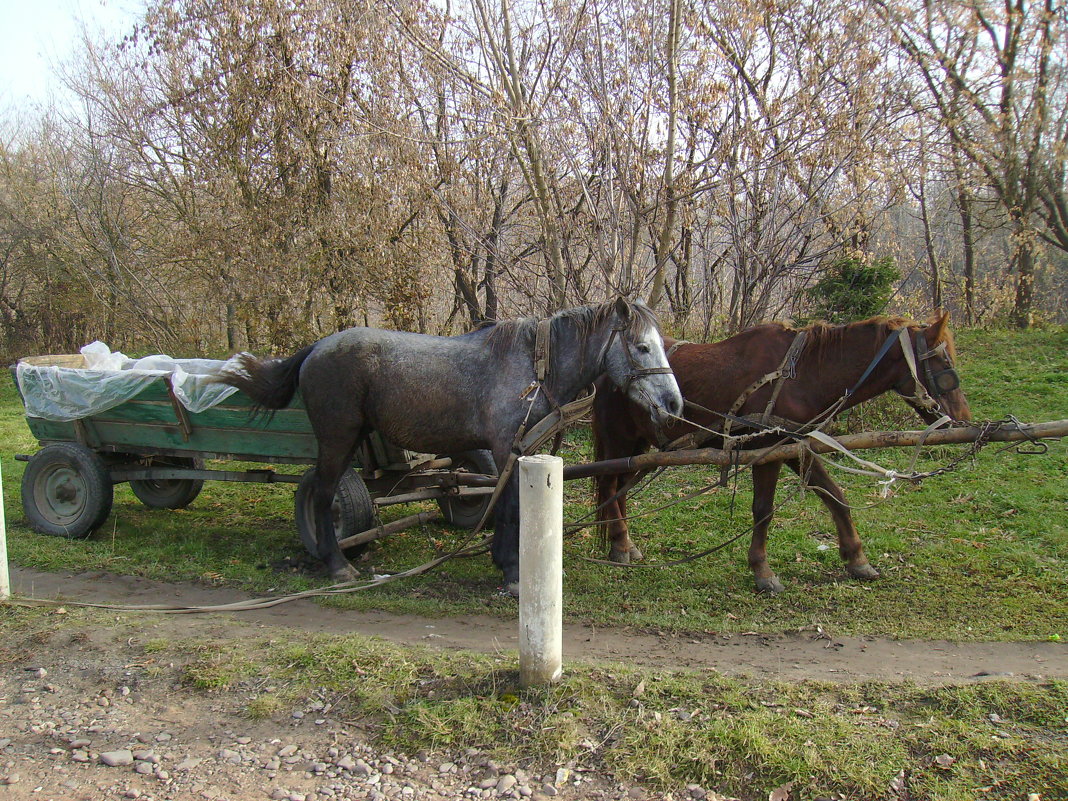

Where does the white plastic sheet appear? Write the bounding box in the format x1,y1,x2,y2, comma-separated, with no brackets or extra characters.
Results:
16,341,241,422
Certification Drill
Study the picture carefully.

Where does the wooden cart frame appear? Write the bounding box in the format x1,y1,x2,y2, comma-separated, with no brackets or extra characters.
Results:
12,356,497,555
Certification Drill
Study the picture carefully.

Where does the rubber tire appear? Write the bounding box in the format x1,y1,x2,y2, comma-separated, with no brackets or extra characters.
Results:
438,449,498,529
22,442,114,538
294,468,375,559
129,457,205,509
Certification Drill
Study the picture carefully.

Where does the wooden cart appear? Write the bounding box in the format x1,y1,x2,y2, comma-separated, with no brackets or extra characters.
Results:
12,354,496,556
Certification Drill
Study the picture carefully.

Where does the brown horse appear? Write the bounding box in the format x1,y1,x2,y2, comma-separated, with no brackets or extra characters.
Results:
591,312,971,594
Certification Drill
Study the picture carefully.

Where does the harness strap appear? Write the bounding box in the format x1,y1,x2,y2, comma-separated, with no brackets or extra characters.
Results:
846,326,905,399
898,330,939,411
666,340,691,357
761,330,807,422
720,329,807,449
534,318,551,382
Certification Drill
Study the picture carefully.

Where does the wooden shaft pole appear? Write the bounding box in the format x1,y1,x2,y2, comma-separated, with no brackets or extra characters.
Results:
563,420,1068,480
336,511,442,550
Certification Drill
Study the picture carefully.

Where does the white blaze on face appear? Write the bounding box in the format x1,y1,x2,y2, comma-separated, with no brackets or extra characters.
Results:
626,321,683,424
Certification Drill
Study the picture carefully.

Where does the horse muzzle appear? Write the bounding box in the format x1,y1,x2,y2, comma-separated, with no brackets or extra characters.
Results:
645,384,684,429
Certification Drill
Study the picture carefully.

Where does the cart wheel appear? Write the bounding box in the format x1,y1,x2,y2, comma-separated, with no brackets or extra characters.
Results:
22,442,114,538
438,450,498,529
294,468,375,559
129,457,205,509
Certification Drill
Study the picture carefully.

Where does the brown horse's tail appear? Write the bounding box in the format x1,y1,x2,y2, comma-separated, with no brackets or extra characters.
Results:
215,344,316,414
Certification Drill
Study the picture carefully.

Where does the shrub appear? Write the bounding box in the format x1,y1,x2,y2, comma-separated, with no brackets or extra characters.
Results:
803,256,899,323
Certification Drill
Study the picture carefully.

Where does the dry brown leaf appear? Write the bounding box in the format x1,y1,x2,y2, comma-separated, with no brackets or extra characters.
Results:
769,781,794,801
889,769,908,798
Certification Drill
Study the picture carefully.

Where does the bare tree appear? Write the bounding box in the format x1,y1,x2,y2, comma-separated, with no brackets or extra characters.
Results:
876,0,1068,326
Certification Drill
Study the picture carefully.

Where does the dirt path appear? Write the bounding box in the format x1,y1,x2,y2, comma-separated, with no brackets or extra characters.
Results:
9,567,1067,686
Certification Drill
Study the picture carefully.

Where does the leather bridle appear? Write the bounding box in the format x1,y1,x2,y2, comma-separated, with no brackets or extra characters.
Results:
912,331,960,398
600,324,675,396
847,325,960,414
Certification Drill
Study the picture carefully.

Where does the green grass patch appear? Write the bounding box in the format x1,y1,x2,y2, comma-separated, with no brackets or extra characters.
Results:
1,327,1066,640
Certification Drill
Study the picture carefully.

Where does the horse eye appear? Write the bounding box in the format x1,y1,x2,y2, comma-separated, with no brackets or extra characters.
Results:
636,343,651,354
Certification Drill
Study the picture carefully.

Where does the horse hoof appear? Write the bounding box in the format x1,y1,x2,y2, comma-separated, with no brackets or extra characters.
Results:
608,546,644,564
755,576,785,595
331,563,360,582
500,582,520,598
848,563,880,581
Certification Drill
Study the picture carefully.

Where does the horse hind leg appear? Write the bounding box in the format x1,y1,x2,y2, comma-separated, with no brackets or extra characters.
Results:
750,461,786,594
790,455,879,581
313,439,364,581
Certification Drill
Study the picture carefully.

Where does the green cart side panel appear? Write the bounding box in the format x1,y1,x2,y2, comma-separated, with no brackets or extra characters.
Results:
25,416,320,463
15,369,424,469
23,388,320,463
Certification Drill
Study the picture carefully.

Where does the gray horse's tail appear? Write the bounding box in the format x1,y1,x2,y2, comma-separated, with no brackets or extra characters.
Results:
216,343,316,412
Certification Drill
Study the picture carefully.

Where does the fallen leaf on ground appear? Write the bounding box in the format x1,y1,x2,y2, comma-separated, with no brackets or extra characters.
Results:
769,781,794,801
889,769,907,798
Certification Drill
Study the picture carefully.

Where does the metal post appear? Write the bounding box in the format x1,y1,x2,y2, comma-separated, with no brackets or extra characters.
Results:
0,459,9,600
518,454,563,687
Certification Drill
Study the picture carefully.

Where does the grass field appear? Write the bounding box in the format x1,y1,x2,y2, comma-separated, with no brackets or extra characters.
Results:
3,326,1065,641
2,325,1067,800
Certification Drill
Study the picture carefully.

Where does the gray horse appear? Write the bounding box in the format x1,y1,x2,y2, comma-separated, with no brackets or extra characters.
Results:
218,298,682,594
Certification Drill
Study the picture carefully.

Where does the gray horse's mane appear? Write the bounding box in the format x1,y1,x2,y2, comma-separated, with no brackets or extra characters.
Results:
484,299,660,357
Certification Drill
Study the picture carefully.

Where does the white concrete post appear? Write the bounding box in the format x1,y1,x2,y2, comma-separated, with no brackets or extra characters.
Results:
0,459,9,600
518,454,563,687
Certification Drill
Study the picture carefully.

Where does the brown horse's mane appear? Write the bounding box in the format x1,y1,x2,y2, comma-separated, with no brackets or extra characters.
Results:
752,314,956,362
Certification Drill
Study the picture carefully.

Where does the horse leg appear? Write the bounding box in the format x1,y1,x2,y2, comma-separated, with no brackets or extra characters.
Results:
597,471,643,564
750,461,786,594
490,469,521,596
615,475,642,562
788,455,879,581
313,442,362,582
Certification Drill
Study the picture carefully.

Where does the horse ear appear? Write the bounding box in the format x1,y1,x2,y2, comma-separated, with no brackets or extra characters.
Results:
925,309,950,345
614,297,631,321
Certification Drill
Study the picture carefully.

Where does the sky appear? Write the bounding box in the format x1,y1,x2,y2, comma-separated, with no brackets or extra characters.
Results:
0,0,142,111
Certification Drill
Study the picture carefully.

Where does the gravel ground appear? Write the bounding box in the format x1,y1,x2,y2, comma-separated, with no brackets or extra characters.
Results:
0,617,725,801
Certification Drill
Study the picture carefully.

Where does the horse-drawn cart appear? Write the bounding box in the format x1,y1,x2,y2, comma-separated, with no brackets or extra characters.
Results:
11,349,497,557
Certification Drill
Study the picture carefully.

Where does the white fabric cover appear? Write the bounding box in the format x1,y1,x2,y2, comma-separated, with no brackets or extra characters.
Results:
16,341,241,422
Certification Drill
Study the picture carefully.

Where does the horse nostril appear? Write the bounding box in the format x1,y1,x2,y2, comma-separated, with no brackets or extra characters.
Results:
665,394,681,415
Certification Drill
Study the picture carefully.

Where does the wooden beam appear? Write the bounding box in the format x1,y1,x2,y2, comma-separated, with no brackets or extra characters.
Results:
563,420,1068,480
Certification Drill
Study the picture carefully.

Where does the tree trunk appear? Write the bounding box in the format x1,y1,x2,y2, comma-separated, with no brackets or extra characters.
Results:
957,185,976,326
646,0,681,310
1013,237,1035,328
918,177,942,310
